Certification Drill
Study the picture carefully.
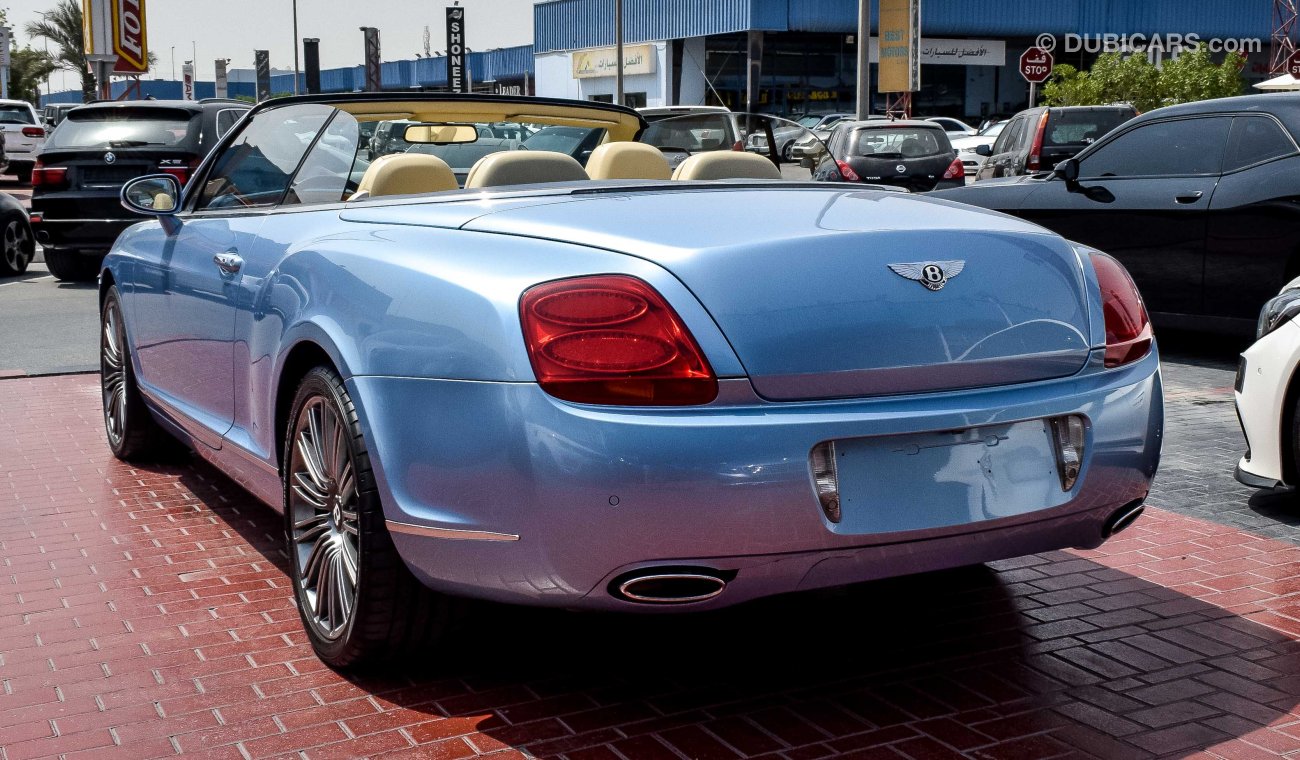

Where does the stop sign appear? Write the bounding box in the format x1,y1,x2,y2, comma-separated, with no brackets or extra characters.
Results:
1020,47,1054,84
1288,50,1300,78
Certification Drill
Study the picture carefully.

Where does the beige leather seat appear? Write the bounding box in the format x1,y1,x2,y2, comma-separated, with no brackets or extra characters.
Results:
585,142,672,180
671,151,782,181
463,151,589,189
352,153,458,199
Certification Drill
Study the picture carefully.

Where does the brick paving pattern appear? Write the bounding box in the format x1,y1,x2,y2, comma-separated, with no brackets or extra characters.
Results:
7,374,1300,758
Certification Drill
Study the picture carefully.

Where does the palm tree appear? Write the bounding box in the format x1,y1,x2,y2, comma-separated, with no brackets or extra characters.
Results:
25,0,95,101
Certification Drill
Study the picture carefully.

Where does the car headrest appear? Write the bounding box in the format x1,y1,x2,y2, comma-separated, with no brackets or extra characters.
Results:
585,142,671,180
353,153,458,199
671,151,782,181
463,151,589,188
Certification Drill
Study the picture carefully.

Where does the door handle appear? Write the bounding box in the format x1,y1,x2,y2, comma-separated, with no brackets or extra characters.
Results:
1175,191,1204,204
213,252,243,275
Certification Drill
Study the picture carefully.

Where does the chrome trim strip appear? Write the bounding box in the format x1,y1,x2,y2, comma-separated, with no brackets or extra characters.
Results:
385,520,519,542
618,573,726,604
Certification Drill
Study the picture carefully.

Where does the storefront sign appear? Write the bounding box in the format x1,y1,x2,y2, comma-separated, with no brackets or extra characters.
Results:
110,0,147,73
181,61,194,100
877,0,920,93
572,44,655,79
254,49,271,101
446,6,465,93
870,37,1004,67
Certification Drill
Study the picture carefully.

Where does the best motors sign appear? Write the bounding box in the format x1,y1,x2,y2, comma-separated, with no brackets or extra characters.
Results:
877,0,920,93
111,0,148,73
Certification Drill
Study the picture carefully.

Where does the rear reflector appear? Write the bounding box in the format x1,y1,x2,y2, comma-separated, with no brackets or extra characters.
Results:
1089,252,1153,368
810,441,841,522
520,275,717,405
1050,415,1086,491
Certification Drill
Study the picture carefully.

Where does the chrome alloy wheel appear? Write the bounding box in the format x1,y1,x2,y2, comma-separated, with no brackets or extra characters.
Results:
100,302,127,448
3,219,28,272
289,397,361,640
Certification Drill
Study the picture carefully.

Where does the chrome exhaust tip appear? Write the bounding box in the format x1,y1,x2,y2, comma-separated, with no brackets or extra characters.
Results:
1103,498,1146,538
612,569,729,604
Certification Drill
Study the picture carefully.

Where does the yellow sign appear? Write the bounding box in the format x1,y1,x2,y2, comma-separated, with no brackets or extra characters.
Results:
878,0,920,93
111,0,148,73
572,44,656,79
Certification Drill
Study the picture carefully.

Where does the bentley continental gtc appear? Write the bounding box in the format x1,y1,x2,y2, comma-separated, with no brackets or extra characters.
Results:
100,93,1163,669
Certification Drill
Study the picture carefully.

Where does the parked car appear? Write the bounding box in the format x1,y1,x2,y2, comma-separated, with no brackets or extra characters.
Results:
367,119,416,159
951,120,1008,177
791,113,885,159
749,112,852,160
29,99,248,281
932,93,1300,334
811,119,964,192
0,191,34,276
1236,278,1300,490
923,116,977,138
0,99,47,183
637,105,730,123
973,105,1136,180
100,92,1160,670
42,103,78,128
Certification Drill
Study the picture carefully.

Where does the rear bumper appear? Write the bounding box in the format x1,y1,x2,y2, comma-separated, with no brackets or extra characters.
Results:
1235,320,1300,488
349,349,1163,611
29,217,136,253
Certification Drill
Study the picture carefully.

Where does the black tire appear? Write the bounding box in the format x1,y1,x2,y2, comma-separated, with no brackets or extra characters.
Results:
284,366,454,670
781,141,794,161
0,216,31,276
101,287,167,460
45,249,101,282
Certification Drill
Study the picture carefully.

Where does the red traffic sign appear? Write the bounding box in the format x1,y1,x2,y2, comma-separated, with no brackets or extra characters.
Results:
1288,50,1300,78
1020,47,1054,84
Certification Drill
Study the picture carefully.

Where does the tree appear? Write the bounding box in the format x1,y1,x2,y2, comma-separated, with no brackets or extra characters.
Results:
1159,47,1245,105
26,0,95,102
1040,64,1102,106
9,47,58,104
1041,48,1244,112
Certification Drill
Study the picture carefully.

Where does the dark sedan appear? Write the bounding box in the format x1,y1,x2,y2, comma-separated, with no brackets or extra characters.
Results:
932,93,1300,335
812,120,964,192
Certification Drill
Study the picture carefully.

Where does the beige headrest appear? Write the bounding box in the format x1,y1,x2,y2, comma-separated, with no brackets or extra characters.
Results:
354,153,458,198
671,151,782,181
463,150,589,188
585,142,671,180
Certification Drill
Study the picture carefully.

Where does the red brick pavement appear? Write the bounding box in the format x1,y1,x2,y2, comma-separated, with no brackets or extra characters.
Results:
6,374,1300,759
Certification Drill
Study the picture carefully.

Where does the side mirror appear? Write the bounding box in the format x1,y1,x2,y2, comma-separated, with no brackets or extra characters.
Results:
1054,158,1080,183
974,144,992,157
121,175,181,216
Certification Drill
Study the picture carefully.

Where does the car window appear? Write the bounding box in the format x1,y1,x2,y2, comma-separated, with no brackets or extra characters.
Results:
0,106,34,125
1044,109,1132,148
1223,116,1296,172
1080,117,1230,178
48,107,199,149
195,103,333,210
216,109,245,137
851,127,948,158
285,110,363,206
991,117,1022,154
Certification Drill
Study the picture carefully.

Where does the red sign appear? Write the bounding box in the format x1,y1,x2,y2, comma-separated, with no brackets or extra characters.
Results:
1020,47,1054,84
111,0,148,73
1288,50,1300,79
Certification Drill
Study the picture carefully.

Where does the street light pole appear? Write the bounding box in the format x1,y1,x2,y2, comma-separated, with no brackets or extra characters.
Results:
614,0,623,106
170,46,175,80
292,0,300,95
856,0,870,118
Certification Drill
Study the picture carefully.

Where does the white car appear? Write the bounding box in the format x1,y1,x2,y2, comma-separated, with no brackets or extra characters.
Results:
0,99,45,183
1235,278,1300,490
923,116,977,139
950,120,1008,179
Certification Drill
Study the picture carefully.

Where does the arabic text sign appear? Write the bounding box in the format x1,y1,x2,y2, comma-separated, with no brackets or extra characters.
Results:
1020,47,1054,83
870,38,1005,66
572,44,656,79
446,6,465,93
878,0,920,93
111,0,147,73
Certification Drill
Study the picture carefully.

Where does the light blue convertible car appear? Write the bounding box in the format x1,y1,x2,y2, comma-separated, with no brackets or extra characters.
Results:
102,94,1162,669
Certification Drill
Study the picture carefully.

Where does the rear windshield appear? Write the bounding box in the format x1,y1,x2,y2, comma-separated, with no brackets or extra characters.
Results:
0,106,34,125
48,108,198,150
1045,110,1133,147
851,127,950,158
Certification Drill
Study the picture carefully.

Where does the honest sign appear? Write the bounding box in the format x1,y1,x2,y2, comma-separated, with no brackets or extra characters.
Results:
111,0,148,73
1020,47,1053,83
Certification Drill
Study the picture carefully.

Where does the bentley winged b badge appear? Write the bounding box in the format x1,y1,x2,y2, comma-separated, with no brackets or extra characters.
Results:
888,260,965,291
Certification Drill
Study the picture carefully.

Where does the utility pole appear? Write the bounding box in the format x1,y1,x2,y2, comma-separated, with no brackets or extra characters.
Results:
292,0,300,94
856,0,870,118
614,0,624,106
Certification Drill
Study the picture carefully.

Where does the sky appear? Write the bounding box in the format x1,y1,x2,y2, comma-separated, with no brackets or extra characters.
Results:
6,0,536,93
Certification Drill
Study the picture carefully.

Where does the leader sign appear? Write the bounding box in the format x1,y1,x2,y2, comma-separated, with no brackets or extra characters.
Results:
111,0,147,72
446,7,465,93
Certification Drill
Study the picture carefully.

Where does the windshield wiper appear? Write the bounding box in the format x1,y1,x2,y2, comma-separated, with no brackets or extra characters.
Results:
107,139,162,147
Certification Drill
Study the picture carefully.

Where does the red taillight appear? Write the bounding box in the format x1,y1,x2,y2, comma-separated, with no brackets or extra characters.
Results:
21,126,44,138
942,156,965,180
1026,111,1049,172
1090,252,1152,368
31,160,67,189
520,275,718,405
835,160,861,182
731,140,744,151
159,159,199,186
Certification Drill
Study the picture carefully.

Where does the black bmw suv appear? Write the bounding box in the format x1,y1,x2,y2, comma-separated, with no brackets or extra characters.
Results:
30,99,248,281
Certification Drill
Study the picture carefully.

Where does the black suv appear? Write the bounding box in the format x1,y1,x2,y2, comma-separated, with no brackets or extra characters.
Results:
30,99,248,281
974,105,1136,181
